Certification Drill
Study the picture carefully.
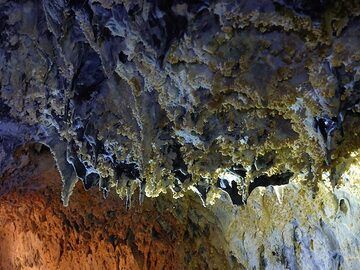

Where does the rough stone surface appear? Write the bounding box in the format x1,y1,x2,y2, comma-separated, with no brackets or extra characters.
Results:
212,175,360,269
0,0,359,269
0,144,235,269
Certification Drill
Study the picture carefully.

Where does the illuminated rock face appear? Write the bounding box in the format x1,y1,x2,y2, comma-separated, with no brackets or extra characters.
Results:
0,0,359,269
212,179,360,269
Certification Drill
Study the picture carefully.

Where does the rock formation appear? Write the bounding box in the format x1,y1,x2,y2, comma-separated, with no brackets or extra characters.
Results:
0,0,359,269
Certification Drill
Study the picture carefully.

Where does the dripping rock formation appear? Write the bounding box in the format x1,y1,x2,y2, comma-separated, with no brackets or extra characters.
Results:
0,0,359,269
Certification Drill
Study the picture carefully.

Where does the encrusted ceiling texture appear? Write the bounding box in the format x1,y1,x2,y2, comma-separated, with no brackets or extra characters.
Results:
0,0,359,269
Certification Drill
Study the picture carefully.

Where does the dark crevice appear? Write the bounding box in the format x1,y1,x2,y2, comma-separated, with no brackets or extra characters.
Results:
114,162,140,180
194,183,210,205
275,0,332,21
145,0,189,64
72,156,87,180
170,141,191,183
118,51,128,63
0,98,11,117
216,178,244,206
100,177,110,197
314,116,338,143
84,172,100,190
229,165,247,178
72,46,107,103
248,171,293,195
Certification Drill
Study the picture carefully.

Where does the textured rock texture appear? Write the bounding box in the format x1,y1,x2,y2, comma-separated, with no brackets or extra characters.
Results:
212,171,360,269
0,0,359,269
0,144,235,269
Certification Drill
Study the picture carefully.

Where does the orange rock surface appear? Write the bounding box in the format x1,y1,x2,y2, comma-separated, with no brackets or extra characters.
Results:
0,144,231,269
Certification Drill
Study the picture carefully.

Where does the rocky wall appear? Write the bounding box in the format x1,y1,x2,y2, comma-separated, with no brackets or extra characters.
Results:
0,0,359,269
